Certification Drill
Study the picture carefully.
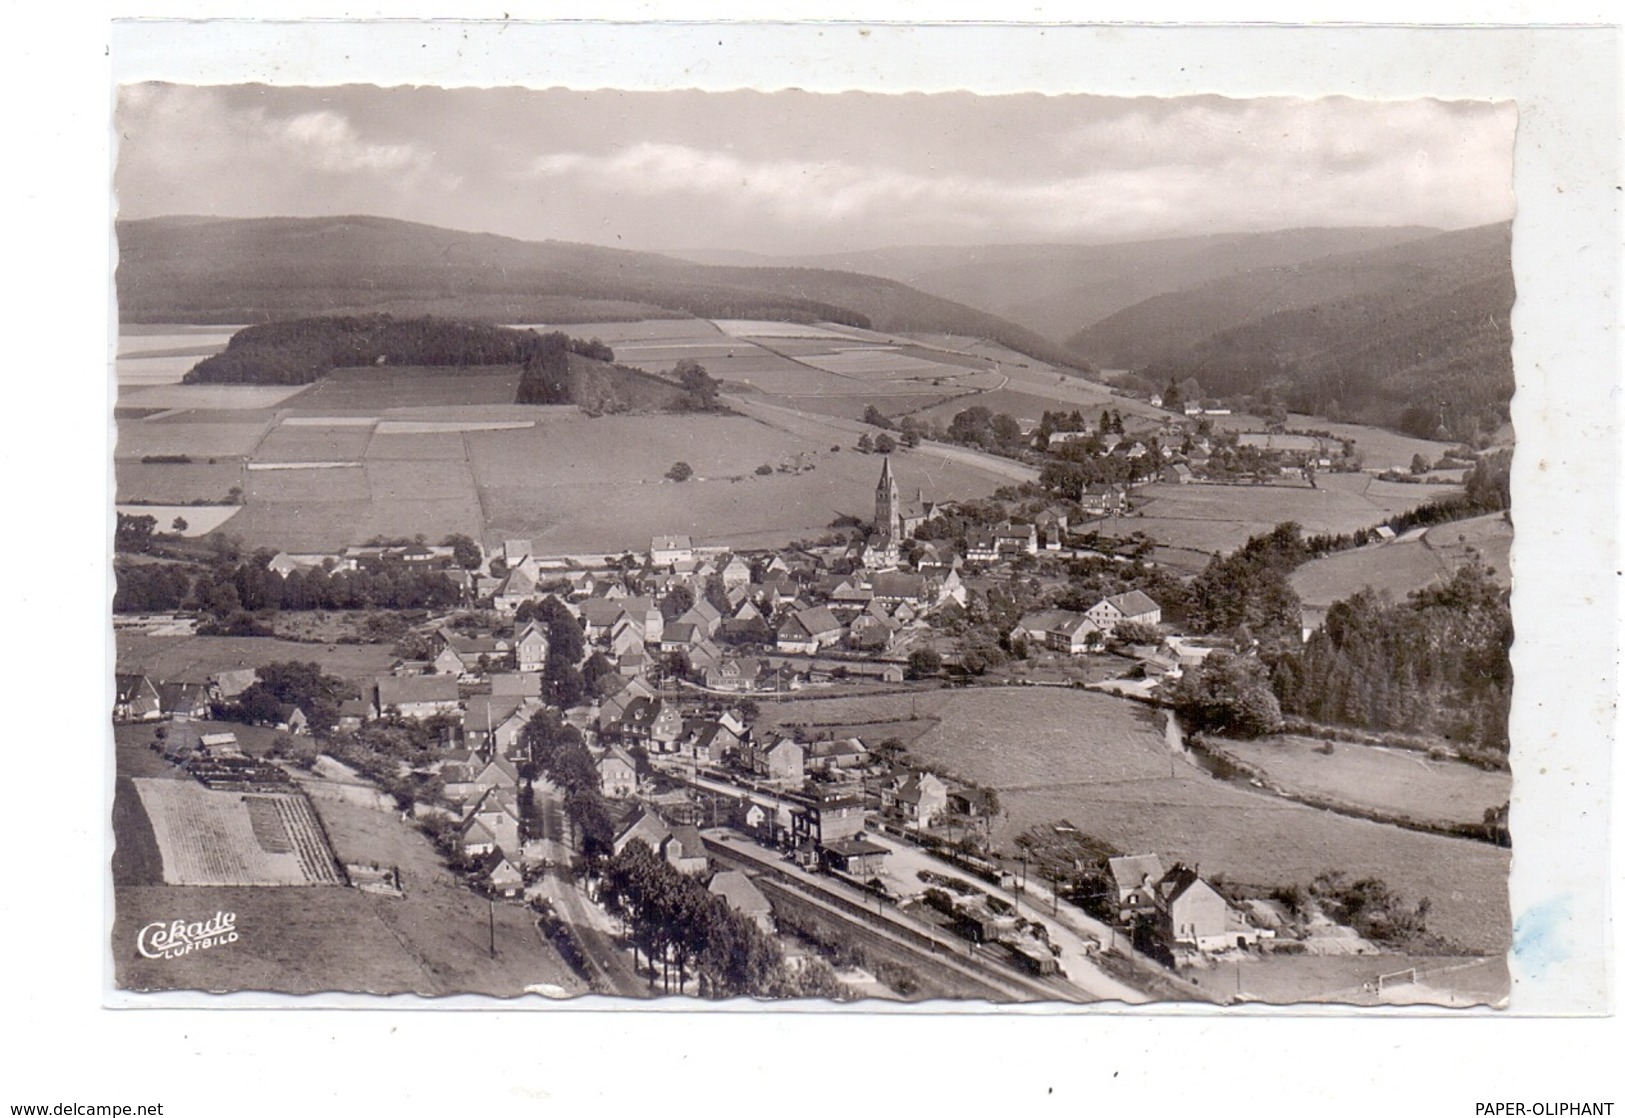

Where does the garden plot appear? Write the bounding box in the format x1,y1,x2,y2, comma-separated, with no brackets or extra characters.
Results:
133,780,338,887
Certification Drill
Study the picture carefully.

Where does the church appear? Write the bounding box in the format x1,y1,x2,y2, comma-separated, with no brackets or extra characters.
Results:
863,457,940,569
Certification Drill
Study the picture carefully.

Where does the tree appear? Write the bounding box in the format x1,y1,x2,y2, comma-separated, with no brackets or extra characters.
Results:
1113,620,1162,646
442,532,483,570
666,461,693,483
1410,453,1430,475
170,516,189,533
862,405,894,430
906,648,943,679
1168,652,1283,738
874,433,897,454
661,584,696,621
857,433,874,453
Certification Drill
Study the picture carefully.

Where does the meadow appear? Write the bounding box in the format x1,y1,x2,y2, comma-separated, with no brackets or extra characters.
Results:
115,633,398,690
283,364,523,413
1102,475,1460,559
116,459,245,505
114,504,243,536
1211,735,1511,829
756,687,1511,953
1290,512,1512,613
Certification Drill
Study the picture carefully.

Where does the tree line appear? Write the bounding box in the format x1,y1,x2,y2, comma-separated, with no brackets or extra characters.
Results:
114,551,463,617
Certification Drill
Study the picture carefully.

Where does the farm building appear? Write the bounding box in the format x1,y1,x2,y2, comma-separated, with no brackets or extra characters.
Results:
1079,482,1130,517
375,673,461,720
650,535,694,566
1085,590,1161,635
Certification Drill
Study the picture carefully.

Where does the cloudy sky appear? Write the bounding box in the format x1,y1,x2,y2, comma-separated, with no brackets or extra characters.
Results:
115,84,1516,255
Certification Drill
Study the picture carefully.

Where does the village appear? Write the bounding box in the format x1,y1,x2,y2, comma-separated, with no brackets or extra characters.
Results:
116,450,1419,1004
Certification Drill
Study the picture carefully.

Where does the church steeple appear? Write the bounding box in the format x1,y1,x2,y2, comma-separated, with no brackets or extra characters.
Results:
875,456,901,542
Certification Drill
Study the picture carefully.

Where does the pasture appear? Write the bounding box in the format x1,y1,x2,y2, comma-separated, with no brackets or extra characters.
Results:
1211,735,1511,829
115,633,397,690
757,687,1510,953
1289,513,1512,613
1105,477,1459,559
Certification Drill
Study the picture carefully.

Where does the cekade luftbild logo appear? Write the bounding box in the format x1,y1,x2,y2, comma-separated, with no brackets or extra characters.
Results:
136,912,238,960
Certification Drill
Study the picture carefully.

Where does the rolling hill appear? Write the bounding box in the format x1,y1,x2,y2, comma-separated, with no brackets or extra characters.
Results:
1066,223,1514,441
115,215,1086,372
676,226,1443,345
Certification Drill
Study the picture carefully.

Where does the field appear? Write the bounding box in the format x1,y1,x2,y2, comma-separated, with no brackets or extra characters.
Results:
114,504,243,536
283,364,523,413
112,782,586,996
116,459,245,505
115,633,398,691
1290,512,1513,614
114,418,273,460
255,421,377,462
117,384,312,410
132,780,341,886
1102,475,1461,560
1212,735,1511,828
757,687,1511,953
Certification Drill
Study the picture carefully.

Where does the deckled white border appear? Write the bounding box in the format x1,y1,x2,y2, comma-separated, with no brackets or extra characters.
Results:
29,13,1613,1106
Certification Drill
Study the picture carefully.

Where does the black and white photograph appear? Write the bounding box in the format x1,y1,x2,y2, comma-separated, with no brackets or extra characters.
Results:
106,78,1530,1008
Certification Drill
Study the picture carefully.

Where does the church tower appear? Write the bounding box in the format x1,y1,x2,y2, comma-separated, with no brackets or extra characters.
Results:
875,456,901,544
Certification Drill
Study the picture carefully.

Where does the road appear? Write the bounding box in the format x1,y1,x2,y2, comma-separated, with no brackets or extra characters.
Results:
529,781,649,998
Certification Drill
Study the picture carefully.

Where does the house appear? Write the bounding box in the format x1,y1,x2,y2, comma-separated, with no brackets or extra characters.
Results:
995,522,1038,557
869,571,932,606
336,698,372,731
1156,863,1231,950
1163,463,1194,485
1009,609,1077,647
463,786,522,855
578,597,630,640
1047,615,1101,656
807,737,870,774
887,772,948,828
514,622,551,673
708,870,774,934
274,703,309,736
459,817,499,858
493,564,540,613
434,628,512,677
485,855,524,898
791,789,869,849
719,555,752,591
1106,854,1166,923
613,811,672,858
775,606,844,654
209,668,259,702
664,825,710,875
704,657,765,693
1079,482,1130,517
820,836,890,878
598,747,639,799
748,736,805,785
681,720,742,766
155,681,212,720
375,674,461,720
678,598,724,637
847,611,900,652
650,535,694,566
464,694,525,750
964,528,999,563
1085,590,1162,636
617,696,684,751
660,621,701,654
490,671,543,699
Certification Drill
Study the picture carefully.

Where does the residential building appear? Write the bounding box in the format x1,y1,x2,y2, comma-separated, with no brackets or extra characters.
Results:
1085,590,1162,635
515,621,550,673
598,747,639,799
650,535,694,566
708,870,774,934
113,674,163,723
375,674,461,720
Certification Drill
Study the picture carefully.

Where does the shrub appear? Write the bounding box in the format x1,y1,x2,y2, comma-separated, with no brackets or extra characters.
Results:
666,461,694,483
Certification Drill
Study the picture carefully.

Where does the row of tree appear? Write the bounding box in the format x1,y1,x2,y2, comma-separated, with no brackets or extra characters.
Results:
113,554,463,615
597,841,839,998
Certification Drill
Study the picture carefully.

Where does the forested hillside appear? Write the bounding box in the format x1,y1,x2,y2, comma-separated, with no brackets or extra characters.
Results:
1067,223,1513,441
118,215,1084,371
